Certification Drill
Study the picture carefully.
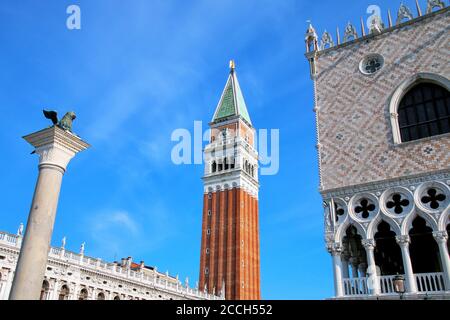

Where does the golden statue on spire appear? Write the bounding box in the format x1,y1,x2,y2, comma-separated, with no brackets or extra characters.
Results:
229,59,236,71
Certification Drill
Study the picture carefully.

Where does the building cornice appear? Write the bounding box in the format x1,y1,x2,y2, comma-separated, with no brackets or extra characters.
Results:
305,6,449,60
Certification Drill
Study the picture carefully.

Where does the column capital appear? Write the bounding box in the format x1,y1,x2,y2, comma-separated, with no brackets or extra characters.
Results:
23,126,90,172
362,239,376,250
396,235,410,246
433,231,448,243
326,242,343,255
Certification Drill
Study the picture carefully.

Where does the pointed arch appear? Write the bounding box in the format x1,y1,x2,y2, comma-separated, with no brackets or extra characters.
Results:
401,210,438,235
388,73,450,144
367,214,401,239
335,218,366,244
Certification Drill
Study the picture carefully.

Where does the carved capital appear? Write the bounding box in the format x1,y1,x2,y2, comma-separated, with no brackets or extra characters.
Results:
433,231,448,243
396,235,410,246
326,242,343,255
362,239,376,250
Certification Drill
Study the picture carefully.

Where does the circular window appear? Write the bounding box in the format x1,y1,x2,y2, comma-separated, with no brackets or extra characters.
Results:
333,198,347,224
380,187,414,217
349,193,379,221
359,54,384,75
415,181,450,213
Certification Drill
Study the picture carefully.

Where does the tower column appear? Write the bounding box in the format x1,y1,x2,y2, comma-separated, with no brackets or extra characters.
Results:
217,189,226,293
199,193,209,290
9,127,89,300
208,191,218,293
396,235,418,294
433,231,450,291
226,187,234,299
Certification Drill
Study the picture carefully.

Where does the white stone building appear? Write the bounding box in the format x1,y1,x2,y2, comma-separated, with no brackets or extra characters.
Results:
305,1,450,299
0,227,223,300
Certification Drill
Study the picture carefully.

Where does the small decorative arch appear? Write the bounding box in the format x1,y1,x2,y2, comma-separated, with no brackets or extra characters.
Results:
335,219,366,244
367,215,401,239
40,280,50,300
388,73,450,144
426,0,446,14
401,210,438,235
79,288,89,300
396,4,414,25
320,31,334,50
58,284,70,300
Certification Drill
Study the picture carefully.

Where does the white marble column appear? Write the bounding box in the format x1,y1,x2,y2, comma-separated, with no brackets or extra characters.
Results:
396,235,418,294
328,243,344,298
362,239,380,295
9,127,89,300
433,231,450,291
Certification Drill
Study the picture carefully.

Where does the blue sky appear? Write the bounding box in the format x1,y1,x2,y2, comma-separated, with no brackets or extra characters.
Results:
0,0,421,299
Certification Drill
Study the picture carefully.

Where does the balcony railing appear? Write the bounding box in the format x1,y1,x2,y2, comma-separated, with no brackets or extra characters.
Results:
343,272,447,297
415,273,446,293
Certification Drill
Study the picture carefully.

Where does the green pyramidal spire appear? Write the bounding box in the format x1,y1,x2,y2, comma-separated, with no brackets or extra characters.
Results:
212,60,252,125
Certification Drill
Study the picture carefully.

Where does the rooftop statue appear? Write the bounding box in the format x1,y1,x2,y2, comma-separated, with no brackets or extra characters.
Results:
43,109,76,132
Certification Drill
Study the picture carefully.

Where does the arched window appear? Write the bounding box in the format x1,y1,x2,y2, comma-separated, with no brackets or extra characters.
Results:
114,295,120,300
58,285,70,300
224,158,229,170
40,280,50,300
79,288,88,300
211,161,217,173
398,82,449,142
97,292,105,300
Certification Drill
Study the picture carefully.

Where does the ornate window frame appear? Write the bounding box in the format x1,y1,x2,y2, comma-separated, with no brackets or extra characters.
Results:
388,73,450,144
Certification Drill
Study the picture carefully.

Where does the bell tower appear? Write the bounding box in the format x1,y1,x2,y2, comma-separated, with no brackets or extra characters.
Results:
199,61,260,300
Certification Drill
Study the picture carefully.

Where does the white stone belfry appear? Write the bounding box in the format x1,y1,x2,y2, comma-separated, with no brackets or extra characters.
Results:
9,126,89,300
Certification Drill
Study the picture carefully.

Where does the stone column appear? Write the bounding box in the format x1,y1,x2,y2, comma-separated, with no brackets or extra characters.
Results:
362,239,380,295
9,126,89,300
433,231,450,291
396,235,417,294
328,243,344,298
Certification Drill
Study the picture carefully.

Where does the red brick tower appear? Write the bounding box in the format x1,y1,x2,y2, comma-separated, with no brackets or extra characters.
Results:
199,61,260,300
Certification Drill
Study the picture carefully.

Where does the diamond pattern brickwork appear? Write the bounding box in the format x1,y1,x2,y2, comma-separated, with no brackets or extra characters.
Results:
315,11,450,191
